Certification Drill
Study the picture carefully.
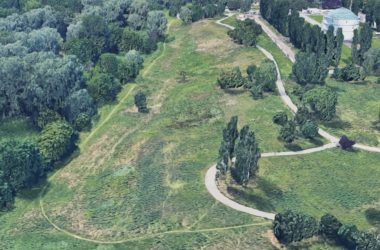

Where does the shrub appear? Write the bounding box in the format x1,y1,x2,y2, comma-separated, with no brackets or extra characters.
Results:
134,91,148,113
217,67,245,89
272,111,288,125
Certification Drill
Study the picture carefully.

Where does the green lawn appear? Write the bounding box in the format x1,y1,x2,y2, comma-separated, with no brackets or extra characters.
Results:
222,148,380,230
322,78,380,146
221,14,238,27
373,35,380,49
309,15,324,23
1,18,293,249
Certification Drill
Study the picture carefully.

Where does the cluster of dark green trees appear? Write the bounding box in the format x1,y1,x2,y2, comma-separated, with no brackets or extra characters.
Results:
227,19,263,47
176,0,226,24
273,109,318,143
274,210,380,249
217,60,278,99
0,0,167,210
216,116,261,185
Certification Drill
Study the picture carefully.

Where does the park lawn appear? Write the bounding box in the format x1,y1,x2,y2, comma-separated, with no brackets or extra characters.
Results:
373,35,380,49
221,14,238,27
0,18,292,249
309,15,323,23
321,78,380,146
222,148,380,231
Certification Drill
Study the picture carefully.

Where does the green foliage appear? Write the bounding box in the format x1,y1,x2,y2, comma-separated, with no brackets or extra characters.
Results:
333,61,364,82
254,59,277,91
179,6,192,24
0,140,46,209
250,85,263,99
233,125,261,185
134,91,148,113
279,120,296,143
272,111,288,126
217,67,245,89
246,64,256,81
363,48,380,77
227,19,262,47
273,210,318,244
300,120,318,138
36,109,62,129
87,73,121,104
302,86,338,121
319,214,342,240
217,116,239,175
294,106,311,126
292,51,329,85
38,120,77,162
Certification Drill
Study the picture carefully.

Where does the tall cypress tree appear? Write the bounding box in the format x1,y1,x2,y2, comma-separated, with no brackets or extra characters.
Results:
333,28,344,66
352,29,360,65
359,23,373,65
326,26,335,66
233,126,261,185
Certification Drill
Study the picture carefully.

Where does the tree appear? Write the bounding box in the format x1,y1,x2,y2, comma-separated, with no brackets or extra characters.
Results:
36,109,62,129
38,120,77,162
363,48,380,76
223,116,239,158
302,87,338,121
338,224,359,249
293,51,328,85
217,67,245,89
127,13,145,30
254,60,277,91
326,26,335,66
279,121,296,143
319,214,343,240
246,64,257,81
216,116,239,175
240,0,253,12
227,0,241,10
232,125,261,185
87,73,121,104
179,6,192,24
134,91,148,113
333,61,363,81
322,0,342,9
352,29,360,65
146,11,167,43
301,120,319,138
359,23,373,65
333,28,344,66
63,89,96,129
294,106,311,126
227,19,262,47
273,210,318,244
272,111,288,125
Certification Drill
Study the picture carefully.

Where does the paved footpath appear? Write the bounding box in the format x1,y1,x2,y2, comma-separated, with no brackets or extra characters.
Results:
207,15,380,220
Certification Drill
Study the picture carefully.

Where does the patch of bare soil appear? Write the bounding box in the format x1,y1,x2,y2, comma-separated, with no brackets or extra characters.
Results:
264,230,283,249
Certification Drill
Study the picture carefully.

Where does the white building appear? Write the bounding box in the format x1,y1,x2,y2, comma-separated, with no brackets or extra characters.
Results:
322,7,360,41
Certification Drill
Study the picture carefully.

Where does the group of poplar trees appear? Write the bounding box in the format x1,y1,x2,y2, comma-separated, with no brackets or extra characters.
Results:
216,117,261,185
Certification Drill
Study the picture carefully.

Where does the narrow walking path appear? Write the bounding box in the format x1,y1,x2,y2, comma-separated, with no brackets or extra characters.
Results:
217,13,380,152
207,14,380,221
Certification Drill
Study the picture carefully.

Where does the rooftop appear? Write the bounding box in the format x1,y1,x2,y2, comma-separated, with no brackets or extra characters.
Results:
326,7,359,20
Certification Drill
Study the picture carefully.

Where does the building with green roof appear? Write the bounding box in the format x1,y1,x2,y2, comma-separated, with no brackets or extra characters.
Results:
322,7,360,41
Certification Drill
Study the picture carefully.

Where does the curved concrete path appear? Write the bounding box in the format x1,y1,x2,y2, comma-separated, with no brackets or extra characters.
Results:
207,14,380,221
216,14,380,153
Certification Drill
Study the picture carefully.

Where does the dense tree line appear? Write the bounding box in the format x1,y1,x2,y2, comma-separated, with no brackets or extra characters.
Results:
0,0,168,210
274,210,380,249
227,19,262,47
176,0,226,24
217,61,277,99
216,117,261,185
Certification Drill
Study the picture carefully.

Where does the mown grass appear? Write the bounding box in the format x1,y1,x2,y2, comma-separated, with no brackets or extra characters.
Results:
372,35,380,49
0,18,286,249
223,148,380,230
309,15,323,23
322,78,380,146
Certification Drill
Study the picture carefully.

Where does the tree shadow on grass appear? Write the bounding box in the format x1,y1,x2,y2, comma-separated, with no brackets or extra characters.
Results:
321,117,352,130
284,143,303,151
227,177,283,212
365,208,380,228
223,88,247,96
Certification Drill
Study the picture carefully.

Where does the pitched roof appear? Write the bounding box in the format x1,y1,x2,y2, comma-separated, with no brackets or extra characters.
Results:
326,7,359,20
